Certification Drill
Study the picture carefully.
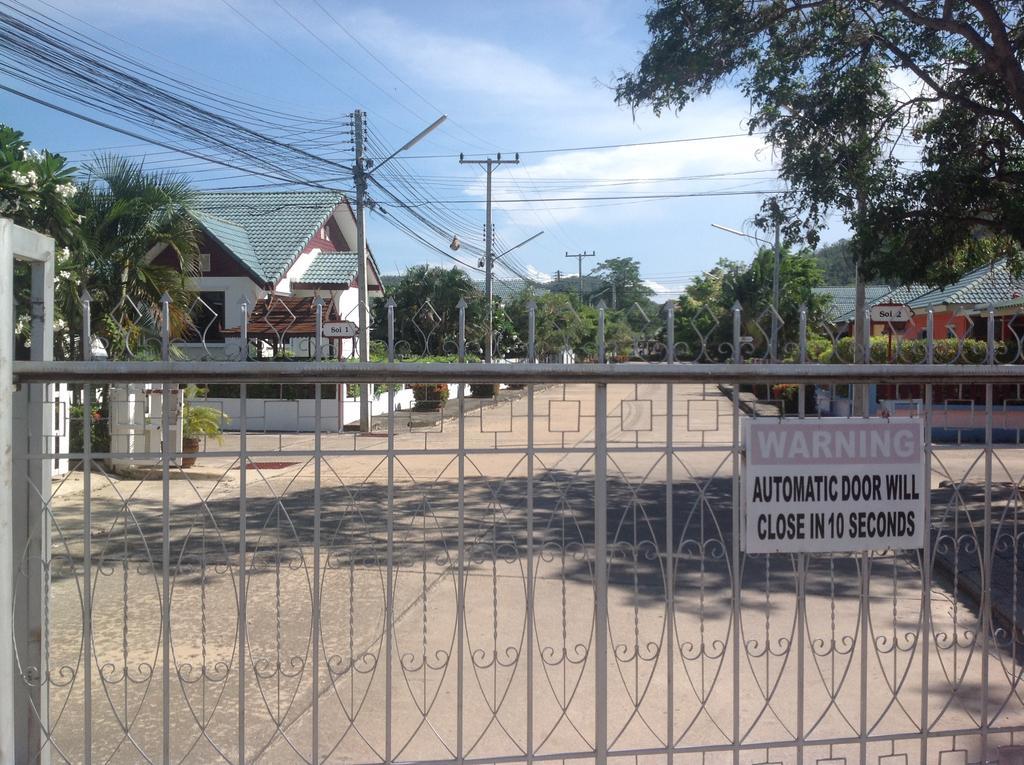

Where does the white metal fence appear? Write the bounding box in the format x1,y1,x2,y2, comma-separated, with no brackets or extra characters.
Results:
5,275,1024,763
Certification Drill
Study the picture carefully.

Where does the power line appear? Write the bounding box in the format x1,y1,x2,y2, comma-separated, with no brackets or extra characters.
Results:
389,132,766,160
393,189,785,206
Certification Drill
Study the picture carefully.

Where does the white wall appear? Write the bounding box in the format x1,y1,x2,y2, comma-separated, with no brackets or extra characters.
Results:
204,384,441,432
182,275,263,360
203,383,471,432
276,248,320,295
107,384,184,471
191,275,261,329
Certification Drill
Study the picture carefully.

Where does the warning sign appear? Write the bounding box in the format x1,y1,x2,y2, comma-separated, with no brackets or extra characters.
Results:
743,418,925,553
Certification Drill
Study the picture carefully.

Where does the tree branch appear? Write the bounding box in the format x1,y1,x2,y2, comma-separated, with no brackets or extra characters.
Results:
873,30,1024,137
878,0,1024,120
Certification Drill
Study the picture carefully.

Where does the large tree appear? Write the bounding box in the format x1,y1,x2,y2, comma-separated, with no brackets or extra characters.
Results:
588,256,655,312
616,1,1024,286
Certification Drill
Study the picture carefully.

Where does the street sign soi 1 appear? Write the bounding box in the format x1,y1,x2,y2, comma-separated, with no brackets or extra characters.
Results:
743,418,925,553
322,321,358,338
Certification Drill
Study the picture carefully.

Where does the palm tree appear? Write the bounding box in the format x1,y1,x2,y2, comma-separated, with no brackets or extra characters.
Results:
372,265,485,357
70,155,200,357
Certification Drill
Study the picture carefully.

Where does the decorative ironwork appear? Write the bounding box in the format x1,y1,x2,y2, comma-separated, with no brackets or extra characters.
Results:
6,290,1024,764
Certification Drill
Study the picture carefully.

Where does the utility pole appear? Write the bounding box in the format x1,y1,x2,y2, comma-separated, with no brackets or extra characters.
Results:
458,152,520,362
565,251,596,304
351,109,447,431
554,269,562,282
352,109,370,433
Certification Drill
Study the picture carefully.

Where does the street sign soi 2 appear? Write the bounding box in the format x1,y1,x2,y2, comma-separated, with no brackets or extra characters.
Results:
322,321,358,338
870,303,912,323
743,418,925,553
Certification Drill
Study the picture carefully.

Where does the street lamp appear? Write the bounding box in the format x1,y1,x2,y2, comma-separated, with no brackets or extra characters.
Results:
711,221,783,360
353,111,447,432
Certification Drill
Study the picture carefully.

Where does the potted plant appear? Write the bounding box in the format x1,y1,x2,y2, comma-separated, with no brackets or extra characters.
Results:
181,386,228,467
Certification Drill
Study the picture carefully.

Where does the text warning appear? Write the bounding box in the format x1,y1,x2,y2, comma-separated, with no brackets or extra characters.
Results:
743,418,925,553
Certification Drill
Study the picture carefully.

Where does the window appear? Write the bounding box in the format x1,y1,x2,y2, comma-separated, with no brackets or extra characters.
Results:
188,291,226,343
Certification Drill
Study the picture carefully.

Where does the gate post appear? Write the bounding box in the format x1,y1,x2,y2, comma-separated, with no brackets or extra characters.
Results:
0,219,55,764
0,219,15,763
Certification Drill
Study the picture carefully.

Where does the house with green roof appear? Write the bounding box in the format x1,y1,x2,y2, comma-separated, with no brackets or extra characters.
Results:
812,285,893,325
150,189,383,358
818,261,1024,342
901,260,1024,340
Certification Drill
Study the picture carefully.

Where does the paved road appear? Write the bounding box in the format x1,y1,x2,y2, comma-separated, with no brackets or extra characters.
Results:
33,382,1022,764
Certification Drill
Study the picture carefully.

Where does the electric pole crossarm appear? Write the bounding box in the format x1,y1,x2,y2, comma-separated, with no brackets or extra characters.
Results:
566,251,596,303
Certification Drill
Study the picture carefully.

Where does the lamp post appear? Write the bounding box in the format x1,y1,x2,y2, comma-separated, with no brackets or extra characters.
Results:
353,111,447,432
710,221,783,360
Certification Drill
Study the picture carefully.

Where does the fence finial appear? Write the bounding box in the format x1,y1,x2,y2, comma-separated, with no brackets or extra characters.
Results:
387,296,395,361
799,304,807,363
457,297,466,361
160,292,171,362
664,300,675,364
527,300,536,363
314,296,325,362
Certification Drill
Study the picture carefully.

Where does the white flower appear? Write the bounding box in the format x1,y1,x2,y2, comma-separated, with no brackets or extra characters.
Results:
11,169,39,189
59,270,72,281
61,246,70,259
55,182,77,199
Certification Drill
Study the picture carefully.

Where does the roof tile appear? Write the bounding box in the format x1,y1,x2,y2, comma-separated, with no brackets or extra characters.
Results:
188,190,347,283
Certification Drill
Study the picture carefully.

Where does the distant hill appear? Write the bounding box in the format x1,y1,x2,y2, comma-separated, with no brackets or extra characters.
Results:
813,239,887,285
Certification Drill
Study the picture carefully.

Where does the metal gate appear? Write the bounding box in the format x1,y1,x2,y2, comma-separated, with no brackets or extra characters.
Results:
4,258,1024,762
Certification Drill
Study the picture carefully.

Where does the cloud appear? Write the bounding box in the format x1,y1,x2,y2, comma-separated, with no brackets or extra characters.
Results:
46,0,244,28
343,8,581,111
457,102,777,229
525,264,551,282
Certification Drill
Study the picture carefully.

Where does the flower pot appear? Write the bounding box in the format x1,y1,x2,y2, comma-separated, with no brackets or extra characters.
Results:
181,436,200,468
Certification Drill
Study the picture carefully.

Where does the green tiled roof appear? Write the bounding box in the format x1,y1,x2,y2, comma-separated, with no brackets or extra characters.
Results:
906,260,1024,309
192,212,262,278
296,251,358,285
832,283,932,323
813,286,891,322
472,279,548,301
188,190,347,283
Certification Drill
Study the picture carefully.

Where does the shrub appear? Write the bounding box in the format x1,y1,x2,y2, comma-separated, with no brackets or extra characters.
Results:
411,383,449,411
469,383,497,398
69,403,110,455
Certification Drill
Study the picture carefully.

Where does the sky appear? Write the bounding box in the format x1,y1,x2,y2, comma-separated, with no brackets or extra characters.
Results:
0,0,849,299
